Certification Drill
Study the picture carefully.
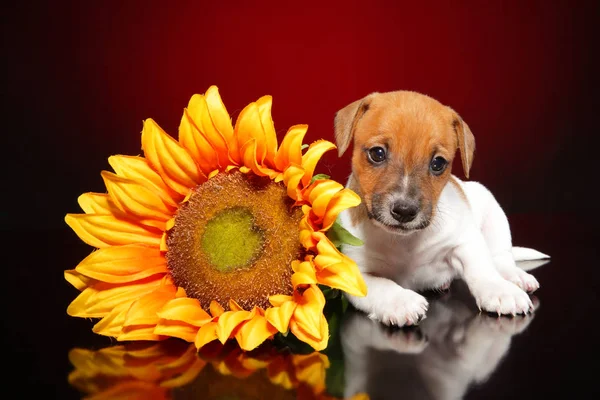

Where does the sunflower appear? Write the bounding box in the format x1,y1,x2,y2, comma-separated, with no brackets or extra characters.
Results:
65,85,367,351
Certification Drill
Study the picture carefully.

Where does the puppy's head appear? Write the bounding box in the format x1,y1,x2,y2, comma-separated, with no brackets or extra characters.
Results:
335,91,474,234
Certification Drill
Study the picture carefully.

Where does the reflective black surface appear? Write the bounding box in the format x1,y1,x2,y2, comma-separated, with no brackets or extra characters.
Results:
6,213,597,398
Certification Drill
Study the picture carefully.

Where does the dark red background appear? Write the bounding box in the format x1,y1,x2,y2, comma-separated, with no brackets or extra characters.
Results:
4,0,596,229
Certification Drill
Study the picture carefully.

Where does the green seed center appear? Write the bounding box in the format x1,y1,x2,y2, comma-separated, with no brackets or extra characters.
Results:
201,207,265,272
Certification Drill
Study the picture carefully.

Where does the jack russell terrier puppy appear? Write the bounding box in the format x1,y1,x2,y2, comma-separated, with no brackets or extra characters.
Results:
335,91,549,326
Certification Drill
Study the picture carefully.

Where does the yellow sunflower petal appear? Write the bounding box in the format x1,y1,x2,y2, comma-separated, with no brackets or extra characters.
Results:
153,320,199,343
64,269,96,291
240,138,278,178
235,314,278,351
299,216,318,251
101,171,173,224
292,285,327,341
141,118,205,196
195,322,218,349
78,193,117,215
269,294,293,307
301,140,336,186
313,234,367,296
156,297,212,326
291,260,318,288
92,302,130,337
307,180,345,219
322,188,361,230
210,301,225,318
215,309,254,344
290,313,329,352
236,102,267,164
264,301,297,333
204,86,239,164
179,108,221,174
65,214,161,248
273,125,308,171
67,276,163,318
75,245,167,284
118,325,165,341
256,95,278,167
108,155,180,207
123,284,177,327
283,164,306,200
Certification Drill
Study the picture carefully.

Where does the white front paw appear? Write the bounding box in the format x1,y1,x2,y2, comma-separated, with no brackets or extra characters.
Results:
368,289,429,327
501,268,540,293
473,279,534,315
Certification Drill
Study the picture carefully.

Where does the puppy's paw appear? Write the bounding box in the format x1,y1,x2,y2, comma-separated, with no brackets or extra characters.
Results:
472,279,533,316
499,267,539,293
384,327,428,354
368,289,429,327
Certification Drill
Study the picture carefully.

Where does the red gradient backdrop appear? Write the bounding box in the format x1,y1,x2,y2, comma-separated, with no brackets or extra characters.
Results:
4,0,595,229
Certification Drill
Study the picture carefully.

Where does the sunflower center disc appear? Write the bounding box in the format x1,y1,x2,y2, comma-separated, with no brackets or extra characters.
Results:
166,170,304,311
201,207,265,273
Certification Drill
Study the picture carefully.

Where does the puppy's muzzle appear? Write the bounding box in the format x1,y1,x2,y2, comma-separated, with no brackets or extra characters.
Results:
390,200,419,223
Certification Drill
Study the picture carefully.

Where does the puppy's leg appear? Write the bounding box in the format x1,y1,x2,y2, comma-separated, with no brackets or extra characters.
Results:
479,192,539,293
452,232,534,315
464,181,539,292
346,273,429,326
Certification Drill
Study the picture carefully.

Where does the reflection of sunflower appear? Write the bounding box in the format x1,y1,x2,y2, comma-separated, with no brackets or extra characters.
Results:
65,86,366,351
68,341,368,399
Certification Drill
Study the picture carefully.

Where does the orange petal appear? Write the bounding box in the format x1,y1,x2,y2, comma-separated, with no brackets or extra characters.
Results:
216,309,254,344
235,314,278,351
195,322,218,349
92,302,129,337
256,95,278,167
75,244,167,284
64,269,96,291
240,139,278,178
235,102,266,164
301,140,336,186
322,188,361,230
268,294,293,307
264,301,297,333
67,276,163,318
118,325,165,341
316,262,367,297
204,86,239,164
65,214,161,248
153,320,200,343
292,285,327,341
290,313,329,351
209,301,225,318
123,284,177,326
179,108,221,173
273,125,308,171
141,118,205,196
77,193,117,215
108,155,180,207
299,215,319,251
101,171,173,223
282,164,306,200
307,180,344,220
291,260,318,288
156,297,212,326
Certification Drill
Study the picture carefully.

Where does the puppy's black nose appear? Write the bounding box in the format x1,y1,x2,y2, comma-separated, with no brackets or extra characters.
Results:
391,201,419,223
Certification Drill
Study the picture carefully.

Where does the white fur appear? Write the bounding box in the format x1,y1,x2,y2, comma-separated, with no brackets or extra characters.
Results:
340,176,549,325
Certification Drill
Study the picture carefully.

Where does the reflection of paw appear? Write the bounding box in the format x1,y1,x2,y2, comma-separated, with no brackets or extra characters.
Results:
472,279,533,315
500,267,539,293
369,289,429,327
480,312,536,335
385,327,428,354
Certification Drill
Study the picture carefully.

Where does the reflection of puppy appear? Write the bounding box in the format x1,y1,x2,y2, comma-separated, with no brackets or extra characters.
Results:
341,280,538,400
335,91,549,325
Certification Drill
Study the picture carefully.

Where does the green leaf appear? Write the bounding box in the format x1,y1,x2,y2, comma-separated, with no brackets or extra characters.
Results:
310,173,331,184
326,220,364,248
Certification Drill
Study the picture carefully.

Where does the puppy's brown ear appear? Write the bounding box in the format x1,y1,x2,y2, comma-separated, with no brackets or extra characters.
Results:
453,115,475,179
334,94,376,157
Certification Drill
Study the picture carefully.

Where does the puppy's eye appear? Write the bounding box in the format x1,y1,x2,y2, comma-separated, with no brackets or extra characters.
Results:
368,147,387,164
430,156,448,175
